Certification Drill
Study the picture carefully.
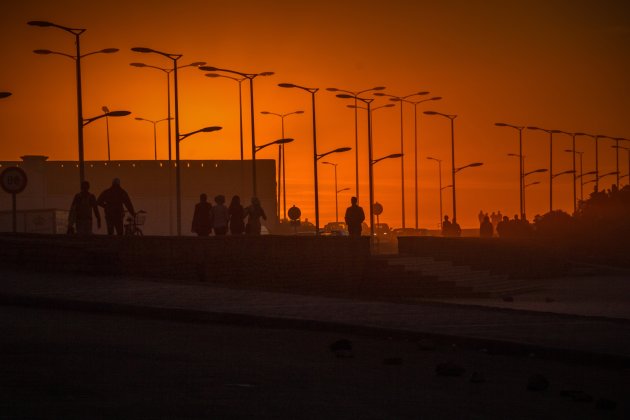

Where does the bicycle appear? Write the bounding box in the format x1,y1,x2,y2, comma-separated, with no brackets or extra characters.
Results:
124,210,147,236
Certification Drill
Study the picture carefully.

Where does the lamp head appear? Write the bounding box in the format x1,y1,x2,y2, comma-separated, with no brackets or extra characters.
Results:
28,21,54,27
129,62,147,67
326,87,340,92
33,49,53,55
201,126,223,133
495,122,508,127
276,138,294,145
107,110,131,117
336,94,353,99
278,83,296,88
199,66,218,71
131,47,154,53
100,48,119,54
424,111,438,115
295,110,305,114
372,86,386,91
259,71,274,76
189,62,206,67
333,147,352,153
429,96,442,101
469,162,484,168
0,92,12,99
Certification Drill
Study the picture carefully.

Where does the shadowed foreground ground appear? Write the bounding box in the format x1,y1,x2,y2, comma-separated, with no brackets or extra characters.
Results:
1,305,628,419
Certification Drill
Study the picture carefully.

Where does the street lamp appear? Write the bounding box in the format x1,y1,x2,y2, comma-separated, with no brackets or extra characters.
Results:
201,66,274,197
261,110,304,221
314,147,352,233
611,144,630,187
205,73,246,160
523,180,540,216
321,161,341,223
132,46,211,236
130,61,204,237
327,86,386,201
495,122,525,218
135,117,172,160
574,133,606,192
424,111,458,222
29,20,119,186
608,137,629,187
370,153,403,235
375,91,430,228
130,61,205,162
521,167,547,218
83,110,130,125
455,162,484,173
527,126,563,212
426,157,444,229
176,126,223,234
278,82,324,234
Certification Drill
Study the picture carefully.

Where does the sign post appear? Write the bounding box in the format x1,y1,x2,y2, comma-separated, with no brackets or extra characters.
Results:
1,167,28,233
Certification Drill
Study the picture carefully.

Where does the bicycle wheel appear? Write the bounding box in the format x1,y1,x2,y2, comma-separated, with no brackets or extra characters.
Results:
133,227,143,236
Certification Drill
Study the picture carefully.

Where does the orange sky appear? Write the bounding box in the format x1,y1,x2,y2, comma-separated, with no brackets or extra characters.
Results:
1,0,629,228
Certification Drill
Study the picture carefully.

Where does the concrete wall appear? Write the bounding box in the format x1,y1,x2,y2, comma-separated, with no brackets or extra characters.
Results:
0,234,372,292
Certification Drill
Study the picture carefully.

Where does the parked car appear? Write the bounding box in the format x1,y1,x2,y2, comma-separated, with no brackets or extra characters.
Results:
373,223,393,241
391,227,429,240
323,221,349,236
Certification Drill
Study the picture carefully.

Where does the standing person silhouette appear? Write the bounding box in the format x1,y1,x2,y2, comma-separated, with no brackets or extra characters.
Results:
97,178,135,236
68,180,101,235
211,194,229,236
344,197,365,237
245,197,267,235
228,195,245,235
480,215,494,238
191,193,212,236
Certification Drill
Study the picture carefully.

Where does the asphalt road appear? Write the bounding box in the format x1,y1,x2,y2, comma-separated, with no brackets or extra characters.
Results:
1,305,628,419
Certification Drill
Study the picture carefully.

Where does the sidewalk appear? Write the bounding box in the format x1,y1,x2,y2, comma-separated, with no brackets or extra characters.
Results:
2,268,630,365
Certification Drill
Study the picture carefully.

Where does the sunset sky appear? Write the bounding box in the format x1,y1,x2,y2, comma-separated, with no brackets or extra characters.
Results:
1,0,629,228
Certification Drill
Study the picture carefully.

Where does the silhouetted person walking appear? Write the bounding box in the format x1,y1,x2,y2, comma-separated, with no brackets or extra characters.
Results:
245,197,267,235
191,193,212,236
480,215,493,238
97,178,135,236
228,195,245,235
344,197,365,237
212,194,229,236
68,180,101,235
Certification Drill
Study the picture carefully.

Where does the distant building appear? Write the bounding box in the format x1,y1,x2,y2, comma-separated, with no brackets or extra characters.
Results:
0,155,277,235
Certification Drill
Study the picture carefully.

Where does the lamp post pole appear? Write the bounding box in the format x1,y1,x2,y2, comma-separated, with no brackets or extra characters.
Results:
279,83,325,234
610,138,628,187
136,117,171,160
426,157,443,229
322,162,339,222
327,86,386,202
495,123,525,218
425,111,458,222
261,110,303,220
29,21,120,186
205,73,246,160
375,91,429,228
527,127,561,212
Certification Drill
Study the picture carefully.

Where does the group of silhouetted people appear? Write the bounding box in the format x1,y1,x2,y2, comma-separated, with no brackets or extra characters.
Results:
191,194,267,236
441,215,462,237
68,178,135,236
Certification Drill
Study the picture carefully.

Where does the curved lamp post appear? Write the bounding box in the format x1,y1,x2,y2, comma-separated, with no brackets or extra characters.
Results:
426,157,443,228
370,153,403,235
327,86,385,201
278,82,324,233
206,73,246,160
400,96,442,229
424,111,458,222
611,144,629,187
135,117,172,160
201,66,274,197
261,110,304,220
495,122,525,218
176,126,223,235
130,61,205,162
527,126,563,212
574,133,606,192
375,91,430,228
321,161,342,223
29,20,119,186
314,147,352,234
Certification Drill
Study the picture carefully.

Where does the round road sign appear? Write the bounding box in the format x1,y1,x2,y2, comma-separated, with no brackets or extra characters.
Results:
373,202,383,216
288,205,301,221
1,167,28,194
